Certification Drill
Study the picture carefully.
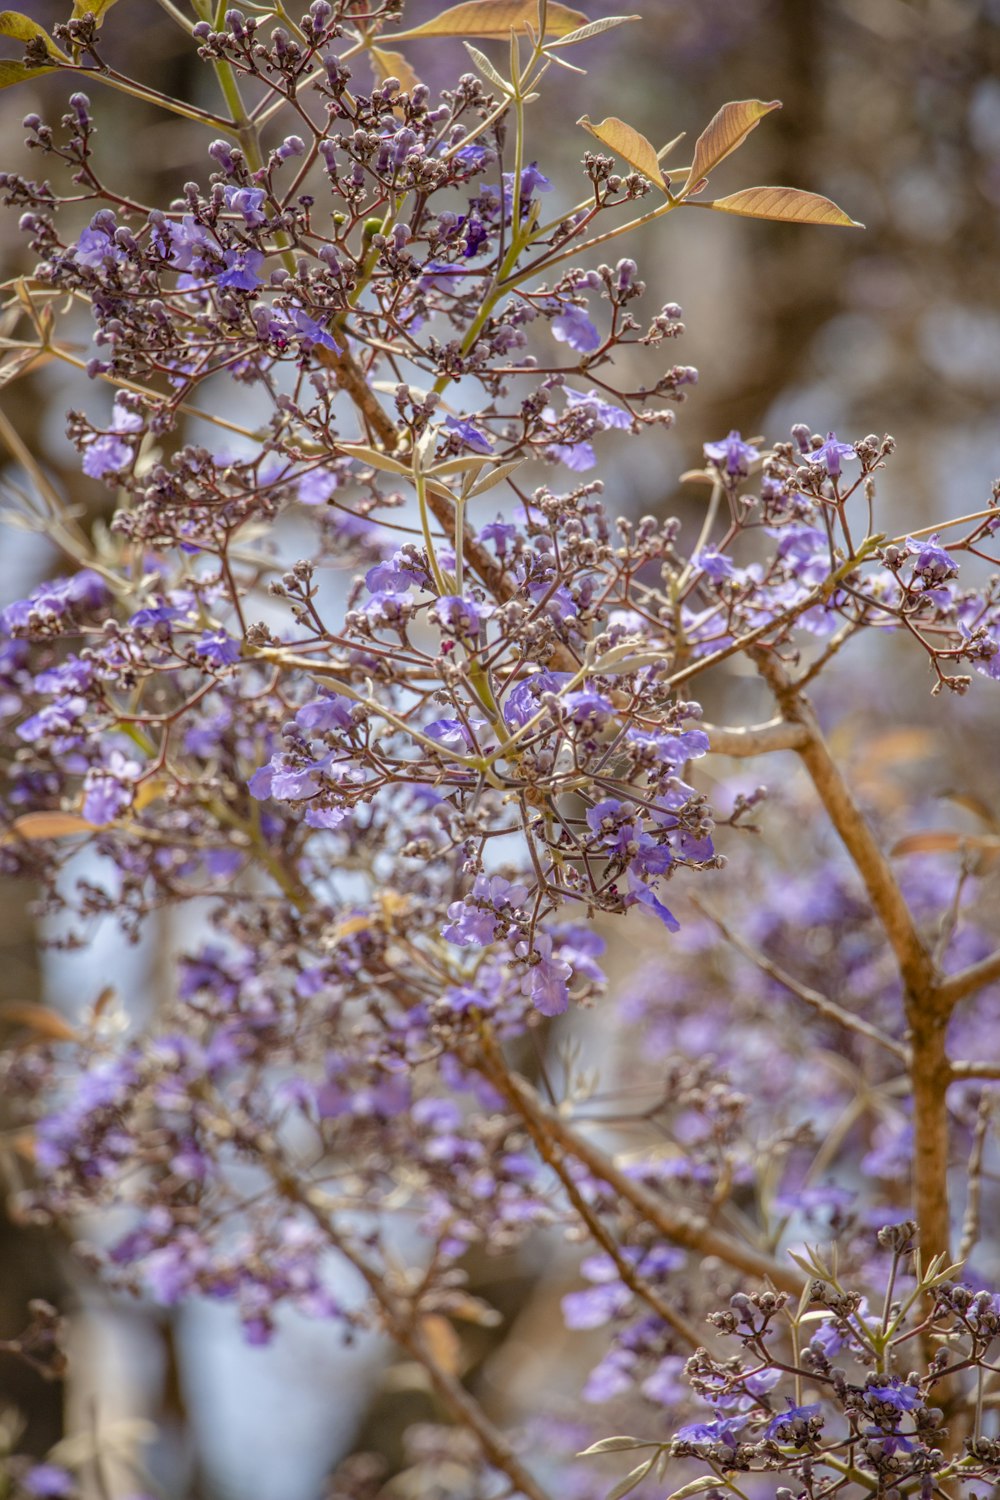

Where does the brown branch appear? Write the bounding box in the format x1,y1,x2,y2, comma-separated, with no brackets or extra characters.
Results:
690,897,907,1061
475,1031,806,1297
753,648,952,1265
753,650,937,1001
478,1043,704,1351
937,949,1000,1012
702,718,809,757
243,1119,555,1500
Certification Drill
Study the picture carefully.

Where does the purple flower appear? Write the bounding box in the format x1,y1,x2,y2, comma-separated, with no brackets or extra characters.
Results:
563,688,615,729
296,467,339,505
546,440,596,472
764,1401,823,1441
74,220,125,269
675,1413,750,1448
223,185,268,225
550,301,601,353
703,430,760,476
295,694,353,734
163,215,213,272
561,1281,631,1330
562,387,631,430
906,533,957,584
194,630,242,666
454,143,491,171
82,751,140,825
866,1381,922,1416
269,305,339,351
479,518,518,556
431,594,484,636
418,260,468,293
694,547,736,581
215,248,264,290
517,161,553,196
23,1465,75,1497
627,871,681,932
443,415,493,453
812,431,856,477
424,717,481,751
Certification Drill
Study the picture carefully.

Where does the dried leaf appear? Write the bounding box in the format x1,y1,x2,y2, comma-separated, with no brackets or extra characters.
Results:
940,790,1000,832
395,0,587,39
890,831,1000,858
708,184,863,227
418,1314,463,1373
577,115,665,190
1,811,97,844
546,14,639,47
368,45,421,94
0,1002,80,1042
681,99,780,196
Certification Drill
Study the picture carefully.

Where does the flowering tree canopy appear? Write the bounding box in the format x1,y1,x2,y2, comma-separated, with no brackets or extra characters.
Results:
1,2,1000,1498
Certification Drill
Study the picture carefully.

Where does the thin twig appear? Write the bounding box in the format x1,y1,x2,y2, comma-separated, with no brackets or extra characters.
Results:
689,897,907,1062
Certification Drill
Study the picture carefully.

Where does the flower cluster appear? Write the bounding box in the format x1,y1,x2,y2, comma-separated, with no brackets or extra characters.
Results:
1,3,999,1498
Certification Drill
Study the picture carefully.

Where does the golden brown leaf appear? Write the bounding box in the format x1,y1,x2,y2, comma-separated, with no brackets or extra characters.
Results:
394,0,587,40
708,185,863,227
577,115,665,190
681,99,780,197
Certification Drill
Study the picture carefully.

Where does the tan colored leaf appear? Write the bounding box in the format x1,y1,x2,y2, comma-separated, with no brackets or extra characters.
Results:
368,45,421,94
577,115,665,190
394,0,587,40
463,39,511,91
0,1002,80,1043
708,184,863,227
940,790,1000,832
546,14,639,48
890,831,1000,858
681,98,780,196
418,1314,463,1373
1,811,97,843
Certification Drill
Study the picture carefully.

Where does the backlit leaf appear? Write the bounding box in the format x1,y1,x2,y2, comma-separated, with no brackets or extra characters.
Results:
890,831,1000,858
369,45,421,94
681,98,780,196
708,184,863,227
0,1002,80,1043
463,40,512,92
546,14,639,47
577,115,665,190
1,811,97,843
394,0,587,40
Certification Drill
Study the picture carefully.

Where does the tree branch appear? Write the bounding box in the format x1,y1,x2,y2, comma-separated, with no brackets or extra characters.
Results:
937,949,1000,1012
702,719,809,757
476,1030,806,1297
690,897,907,1061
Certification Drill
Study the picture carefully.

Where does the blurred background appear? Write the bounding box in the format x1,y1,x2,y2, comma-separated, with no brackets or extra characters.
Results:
2,1,1000,1495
